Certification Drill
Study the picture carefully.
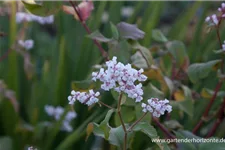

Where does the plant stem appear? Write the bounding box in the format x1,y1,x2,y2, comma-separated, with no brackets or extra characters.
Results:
192,81,223,134
206,97,225,138
128,112,148,131
69,1,109,61
0,49,12,62
216,26,224,73
152,116,175,139
98,101,114,109
117,93,127,150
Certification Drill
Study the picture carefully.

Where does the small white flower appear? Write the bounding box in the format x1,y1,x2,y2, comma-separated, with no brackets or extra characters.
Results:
205,14,219,26
92,56,147,102
68,90,100,106
18,39,34,50
101,11,109,23
141,98,172,118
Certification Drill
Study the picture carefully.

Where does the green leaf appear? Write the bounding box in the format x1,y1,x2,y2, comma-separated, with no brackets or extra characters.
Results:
0,100,18,136
175,131,197,150
171,99,193,118
114,106,136,126
187,60,221,83
92,109,115,139
110,22,119,40
166,40,187,67
71,80,94,92
87,30,113,43
143,83,164,100
152,29,168,42
198,141,225,150
108,125,132,148
108,40,131,64
22,1,61,16
131,51,149,69
0,137,13,150
133,122,170,150
164,120,183,130
130,40,153,67
133,122,158,138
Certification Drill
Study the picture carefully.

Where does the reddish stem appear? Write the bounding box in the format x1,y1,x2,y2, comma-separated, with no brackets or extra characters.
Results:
152,116,175,139
0,49,12,62
216,27,224,73
192,81,223,134
69,1,109,61
206,97,225,138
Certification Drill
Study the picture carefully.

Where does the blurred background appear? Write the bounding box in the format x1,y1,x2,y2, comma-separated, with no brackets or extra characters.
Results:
0,1,225,150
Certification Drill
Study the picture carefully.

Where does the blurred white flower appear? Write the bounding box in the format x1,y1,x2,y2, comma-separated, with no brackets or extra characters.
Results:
101,11,109,23
223,41,225,51
142,98,172,118
16,12,54,24
45,105,77,132
205,14,219,26
218,3,225,13
18,39,34,50
121,6,134,18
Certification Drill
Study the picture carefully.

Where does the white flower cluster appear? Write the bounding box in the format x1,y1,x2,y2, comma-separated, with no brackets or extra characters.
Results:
68,90,100,106
141,98,172,118
92,56,147,102
205,3,225,26
45,105,77,132
18,39,34,50
16,12,54,24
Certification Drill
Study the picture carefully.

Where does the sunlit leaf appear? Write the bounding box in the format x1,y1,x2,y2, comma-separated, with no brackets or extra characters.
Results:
174,90,185,101
187,60,221,83
22,1,61,16
201,88,225,99
71,80,94,92
87,30,113,42
152,29,168,43
143,66,169,93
